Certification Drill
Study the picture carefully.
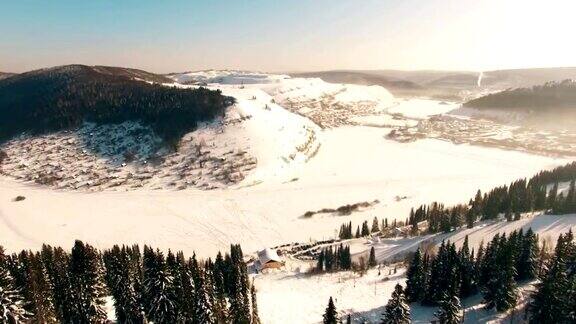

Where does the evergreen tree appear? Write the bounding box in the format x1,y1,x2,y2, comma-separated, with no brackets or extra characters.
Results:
251,282,261,324
517,228,539,281
23,252,57,323
68,240,108,323
465,208,475,229
482,235,517,312
530,252,570,323
103,246,144,324
41,245,74,323
547,182,558,210
405,248,426,303
195,268,217,324
323,296,338,324
0,246,29,323
361,221,370,237
381,284,410,324
434,293,462,324
372,217,380,233
459,236,477,298
317,250,325,272
228,264,250,324
368,247,377,268
143,249,178,324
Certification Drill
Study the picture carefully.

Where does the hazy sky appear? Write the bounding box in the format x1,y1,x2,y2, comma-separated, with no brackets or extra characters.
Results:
1,0,575,73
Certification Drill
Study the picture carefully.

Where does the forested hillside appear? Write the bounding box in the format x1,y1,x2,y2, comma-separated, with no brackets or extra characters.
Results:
0,65,233,143
464,79,576,112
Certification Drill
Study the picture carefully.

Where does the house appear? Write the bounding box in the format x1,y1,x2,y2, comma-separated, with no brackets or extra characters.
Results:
257,248,284,270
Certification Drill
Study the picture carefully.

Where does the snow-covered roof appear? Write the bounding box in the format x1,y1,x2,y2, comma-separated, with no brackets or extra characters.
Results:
258,248,281,264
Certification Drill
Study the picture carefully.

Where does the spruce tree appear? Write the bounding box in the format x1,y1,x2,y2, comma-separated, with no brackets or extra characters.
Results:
517,228,539,281
251,282,261,324
0,246,29,323
317,250,325,272
323,296,338,324
372,217,380,233
405,248,426,303
459,236,477,298
143,249,178,323
482,235,517,312
41,245,74,323
530,253,570,323
381,284,410,324
361,221,370,237
368,247,377,268
434,293,462,324
195,268,217,324
24,252,57,323
228,264,250,324
103,246,143,324
68,240,107,323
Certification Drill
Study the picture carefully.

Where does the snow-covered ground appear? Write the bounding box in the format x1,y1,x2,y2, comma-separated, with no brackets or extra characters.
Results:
254,213,576,324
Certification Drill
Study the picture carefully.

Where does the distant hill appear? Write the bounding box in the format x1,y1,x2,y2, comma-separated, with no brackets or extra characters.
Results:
464,79,576,112
293,68,576,101
291,70,422,91
0,72,16,80
0,64,233,143
481,67,576,89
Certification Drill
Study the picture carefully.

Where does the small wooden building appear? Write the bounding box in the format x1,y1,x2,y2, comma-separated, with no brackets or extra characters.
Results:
257,248,283,270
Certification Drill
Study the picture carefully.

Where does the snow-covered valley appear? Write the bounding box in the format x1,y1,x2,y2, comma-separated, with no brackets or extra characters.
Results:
1,70,575,323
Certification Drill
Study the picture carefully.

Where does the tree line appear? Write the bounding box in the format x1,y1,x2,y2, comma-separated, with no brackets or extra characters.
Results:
0,240,260,324
406,162,576,235
338,217,404,240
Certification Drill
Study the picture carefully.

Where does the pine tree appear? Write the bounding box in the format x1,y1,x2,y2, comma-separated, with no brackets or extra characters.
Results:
251,282,261,324
517,228,539,281
361,221,370,237
459,236,477,298
372,217,380,233
547,182,558,210
143,249,178,324
355,226,361,239
68,240,108,323
23,252,57,323
323,296,338,324
368,247,377,268
41,245,74,323
482,235,517,312
405,248,426,303
195,268,217,324
434,293,462,324
465,208,475,229
530,253,570,323
317,250,325,272
103,246,144,324
228,264,250,324
0,246,29,323
174,252,196,323
381,284,410,324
